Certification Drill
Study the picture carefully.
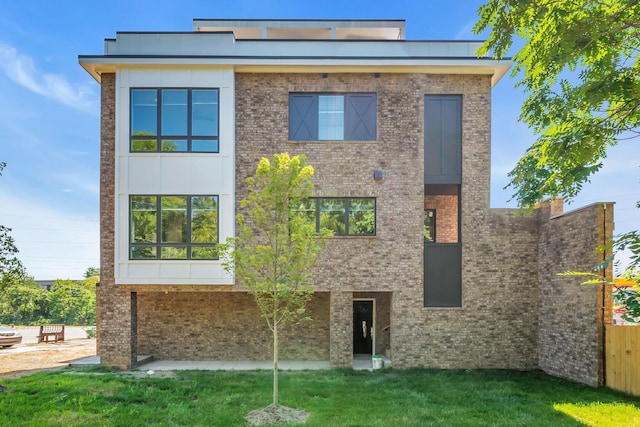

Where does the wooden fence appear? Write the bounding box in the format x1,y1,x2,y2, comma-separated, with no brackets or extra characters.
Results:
605,325,640,396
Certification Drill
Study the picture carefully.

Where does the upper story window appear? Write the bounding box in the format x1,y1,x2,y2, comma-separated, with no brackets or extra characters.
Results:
130,195,219,260
294,197,376,236
130,88,219,152
289,93,376,141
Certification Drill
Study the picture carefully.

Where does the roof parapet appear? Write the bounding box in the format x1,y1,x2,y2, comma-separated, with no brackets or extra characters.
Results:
193,19,406,40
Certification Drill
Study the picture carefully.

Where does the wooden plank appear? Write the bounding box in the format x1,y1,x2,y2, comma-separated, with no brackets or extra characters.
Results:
606,325,640,397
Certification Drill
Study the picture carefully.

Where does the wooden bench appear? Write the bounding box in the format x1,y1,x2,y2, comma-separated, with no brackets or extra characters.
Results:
38,324,65,343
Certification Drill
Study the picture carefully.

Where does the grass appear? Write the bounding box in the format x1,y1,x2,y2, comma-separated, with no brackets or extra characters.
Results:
0,367,639,426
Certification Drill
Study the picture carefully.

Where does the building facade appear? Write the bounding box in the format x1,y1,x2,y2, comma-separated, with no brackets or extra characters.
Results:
79,19,612,386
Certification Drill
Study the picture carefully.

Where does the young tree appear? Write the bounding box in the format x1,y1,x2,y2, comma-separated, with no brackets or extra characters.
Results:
221,153,331,410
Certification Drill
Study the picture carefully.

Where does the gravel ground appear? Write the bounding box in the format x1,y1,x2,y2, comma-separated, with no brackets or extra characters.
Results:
0,326,96,379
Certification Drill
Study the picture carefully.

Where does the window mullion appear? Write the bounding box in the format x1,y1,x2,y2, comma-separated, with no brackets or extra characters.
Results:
187,89,192,152
344,198,350,235
156,90,162,151
186,196,192,259
155,195,161,258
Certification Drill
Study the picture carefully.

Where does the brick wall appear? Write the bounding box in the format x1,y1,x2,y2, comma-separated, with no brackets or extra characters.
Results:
537,201,613,386
235,72,543,369
136,292,330,360
97,69,612,382
424,195,458,243
99,73,137,369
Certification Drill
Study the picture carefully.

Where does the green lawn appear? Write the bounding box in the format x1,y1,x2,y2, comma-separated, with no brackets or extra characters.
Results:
0,367,638,426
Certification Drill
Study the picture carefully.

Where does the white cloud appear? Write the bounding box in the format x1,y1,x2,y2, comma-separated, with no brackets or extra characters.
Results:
0,189,99,280
0,41,97,113
454,21,476,40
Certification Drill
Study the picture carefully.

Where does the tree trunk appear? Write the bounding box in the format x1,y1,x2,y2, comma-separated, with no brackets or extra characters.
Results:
273,321,279,406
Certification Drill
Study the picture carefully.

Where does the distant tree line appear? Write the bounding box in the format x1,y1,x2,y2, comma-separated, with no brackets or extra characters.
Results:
0,268,98,326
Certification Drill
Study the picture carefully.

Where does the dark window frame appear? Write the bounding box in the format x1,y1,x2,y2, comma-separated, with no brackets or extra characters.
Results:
289,93,377,141
424,209,436,243
301,197,376,236
129,194,219,260
130,88,220,153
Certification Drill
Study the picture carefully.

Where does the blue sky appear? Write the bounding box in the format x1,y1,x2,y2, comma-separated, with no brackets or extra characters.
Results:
0,1,637,279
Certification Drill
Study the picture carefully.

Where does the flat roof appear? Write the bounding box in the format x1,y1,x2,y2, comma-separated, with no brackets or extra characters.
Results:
79,19,511,86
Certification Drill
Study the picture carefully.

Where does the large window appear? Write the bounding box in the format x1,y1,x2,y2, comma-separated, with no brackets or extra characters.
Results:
130,88,219,152
130,195,219,260
294,198,376,236
289,93,376,141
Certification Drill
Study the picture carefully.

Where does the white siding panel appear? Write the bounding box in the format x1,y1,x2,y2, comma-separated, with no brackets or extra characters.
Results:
127,157,161,192
114,68,235,286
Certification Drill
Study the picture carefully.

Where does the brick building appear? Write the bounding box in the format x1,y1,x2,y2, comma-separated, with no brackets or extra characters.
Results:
79,19,613,386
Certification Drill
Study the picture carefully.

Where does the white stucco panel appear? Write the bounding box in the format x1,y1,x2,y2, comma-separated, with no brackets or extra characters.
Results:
114,68,235,285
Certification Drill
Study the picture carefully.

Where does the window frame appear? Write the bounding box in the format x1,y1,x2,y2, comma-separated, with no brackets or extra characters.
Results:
129,194,220,260
300,197,376,236
424,209,436,243
289,93,377,141
130,88,220,153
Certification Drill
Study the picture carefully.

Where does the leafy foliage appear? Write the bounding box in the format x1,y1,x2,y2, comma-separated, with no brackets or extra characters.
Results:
84,267,100,279
476,0,640,322
221,153,331,406
474,0,640,207
47,278,97,325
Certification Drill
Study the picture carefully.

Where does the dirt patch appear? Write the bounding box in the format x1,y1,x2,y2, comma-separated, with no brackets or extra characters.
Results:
245,404,309,425
0,339,96,379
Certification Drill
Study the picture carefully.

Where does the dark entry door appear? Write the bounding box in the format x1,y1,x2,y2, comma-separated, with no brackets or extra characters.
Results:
353,300,373,354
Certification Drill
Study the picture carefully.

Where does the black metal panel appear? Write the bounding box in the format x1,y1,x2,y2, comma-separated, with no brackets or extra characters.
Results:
424,243,462,307
345,93,377,140
424,95,462,184
289,94,318,140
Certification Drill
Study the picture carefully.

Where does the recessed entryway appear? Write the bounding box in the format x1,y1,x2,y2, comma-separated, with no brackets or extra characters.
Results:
353,299,374,355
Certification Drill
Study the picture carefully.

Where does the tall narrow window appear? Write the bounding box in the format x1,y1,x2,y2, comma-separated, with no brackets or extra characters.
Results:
424,209,436,243
130,88,219,153
318,95,345,140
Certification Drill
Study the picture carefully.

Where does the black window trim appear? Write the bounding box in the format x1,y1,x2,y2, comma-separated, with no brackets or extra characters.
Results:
129,194,220,260
130,87,220,153
307,197,376,237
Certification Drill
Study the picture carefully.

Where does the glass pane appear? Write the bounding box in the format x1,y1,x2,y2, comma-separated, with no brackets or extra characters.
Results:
424,209,435,242
130,196,157,243
291,199,316,228
191,196,218,244
349,198,375,235
318,95,344,140
161,246,187,259
131,138,158,152
192,139,219,152
191,246,218,260
162,139,187,152
161,90,188,136
161,196,187,243
319,198,346,235
192,89,219,136
131,246,157,260
131,89,157,136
